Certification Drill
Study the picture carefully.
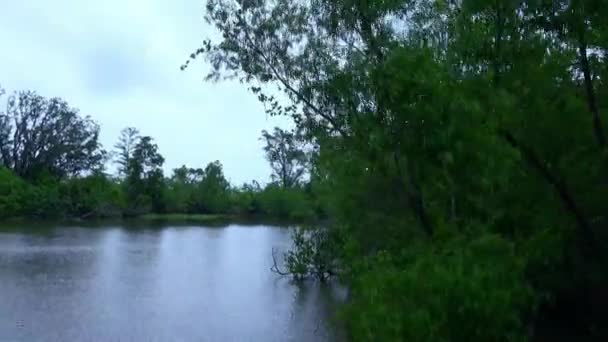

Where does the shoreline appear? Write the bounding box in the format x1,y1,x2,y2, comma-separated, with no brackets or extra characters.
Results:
0,213,319,228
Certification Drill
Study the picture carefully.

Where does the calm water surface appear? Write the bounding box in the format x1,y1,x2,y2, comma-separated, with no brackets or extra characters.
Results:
0,222,343,341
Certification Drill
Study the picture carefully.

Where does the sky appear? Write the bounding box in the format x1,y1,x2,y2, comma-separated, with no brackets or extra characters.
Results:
0,0,291,185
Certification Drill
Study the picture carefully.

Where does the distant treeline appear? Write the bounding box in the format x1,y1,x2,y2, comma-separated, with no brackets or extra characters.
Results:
0,87,318,221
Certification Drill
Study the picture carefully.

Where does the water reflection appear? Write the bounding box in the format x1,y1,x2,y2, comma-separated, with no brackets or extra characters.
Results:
0,223,341,341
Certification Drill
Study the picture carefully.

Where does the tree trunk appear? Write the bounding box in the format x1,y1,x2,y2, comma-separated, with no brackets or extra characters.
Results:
578,29,606,148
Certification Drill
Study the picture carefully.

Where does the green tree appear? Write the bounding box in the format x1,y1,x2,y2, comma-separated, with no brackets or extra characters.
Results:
195,161,230,214
0,89,104,179
188,0,608,339
165,165,204,213
124,135,166,215
114,127,140,177
261,127,309,188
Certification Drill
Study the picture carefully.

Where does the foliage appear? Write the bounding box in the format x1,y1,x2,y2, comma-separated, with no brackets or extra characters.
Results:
60,173,126,218
0,167,30,218
138,213,227,224
344,235,535,342
261,127,310,188
256,183,315,221
114,127,140,177
188,0,608,339
0,167,125,219
195,161,231,213
228,180,263,215
164,165,203,213
0,90,104,179
124,135,166,215
164,161,239,215
0,88,318,223
277,226,340,281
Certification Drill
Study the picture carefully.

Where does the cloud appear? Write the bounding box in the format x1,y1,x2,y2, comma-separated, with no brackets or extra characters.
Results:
79,43,153,96
0,0,292,184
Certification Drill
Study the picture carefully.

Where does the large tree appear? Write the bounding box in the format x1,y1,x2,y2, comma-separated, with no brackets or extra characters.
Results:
187,0,608,339
0,90,104,179
261,127,309,188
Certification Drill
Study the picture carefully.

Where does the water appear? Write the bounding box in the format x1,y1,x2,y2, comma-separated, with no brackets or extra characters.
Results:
0,222,343,341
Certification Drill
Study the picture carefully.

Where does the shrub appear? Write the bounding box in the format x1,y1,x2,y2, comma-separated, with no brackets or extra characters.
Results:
0,167,29,218
343,234,536,342
258,184,315,220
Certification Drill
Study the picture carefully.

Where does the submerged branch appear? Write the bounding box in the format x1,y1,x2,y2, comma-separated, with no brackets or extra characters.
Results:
270,247,291,276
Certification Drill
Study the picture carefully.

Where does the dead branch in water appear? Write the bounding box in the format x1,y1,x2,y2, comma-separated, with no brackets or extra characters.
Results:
270,247,291,276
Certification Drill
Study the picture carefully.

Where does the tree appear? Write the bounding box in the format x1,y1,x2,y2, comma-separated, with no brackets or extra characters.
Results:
195,161,230,213
261,127,309,188
188,0,608,339
114,127,140,177
171,165,204,184
165,165,205,213
0,86,9,168
0,90,104,179
124,135,165,214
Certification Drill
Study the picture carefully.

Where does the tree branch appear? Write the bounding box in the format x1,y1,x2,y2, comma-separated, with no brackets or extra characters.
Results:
237,21,348,137
577,30,606,148
500,129,602,261
270,247,291,276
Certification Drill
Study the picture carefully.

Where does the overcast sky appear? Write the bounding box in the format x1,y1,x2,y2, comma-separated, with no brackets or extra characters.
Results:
0,0,291,185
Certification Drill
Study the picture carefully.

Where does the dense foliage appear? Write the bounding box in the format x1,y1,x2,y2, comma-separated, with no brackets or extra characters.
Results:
186,0,608,340
0,90,104,179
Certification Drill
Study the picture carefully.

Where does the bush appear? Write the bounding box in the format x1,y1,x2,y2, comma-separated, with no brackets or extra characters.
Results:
228,188,261,215
0,167,30,218
281,226,340,280
61,174,126,218
343,234,536,342
258,184,315,220
23,182,64,218
0,168,70,219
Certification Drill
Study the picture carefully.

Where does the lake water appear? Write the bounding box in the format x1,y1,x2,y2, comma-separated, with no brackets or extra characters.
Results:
0,222,343,341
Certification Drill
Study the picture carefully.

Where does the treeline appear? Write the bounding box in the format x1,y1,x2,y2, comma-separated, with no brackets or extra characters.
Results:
191,0,608,340
0,87,318,221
